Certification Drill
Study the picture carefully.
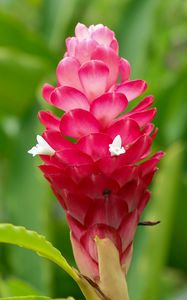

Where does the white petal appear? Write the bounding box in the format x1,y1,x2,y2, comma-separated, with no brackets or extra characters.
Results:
28,146,38,157
28,135,55,157
111,135,122,148
109,135,125,157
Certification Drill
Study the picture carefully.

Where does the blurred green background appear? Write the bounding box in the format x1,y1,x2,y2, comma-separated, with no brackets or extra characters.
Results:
0,0,187,299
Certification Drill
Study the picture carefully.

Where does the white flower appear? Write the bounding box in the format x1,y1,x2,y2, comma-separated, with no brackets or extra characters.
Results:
28,135,55,157
109,135,126,157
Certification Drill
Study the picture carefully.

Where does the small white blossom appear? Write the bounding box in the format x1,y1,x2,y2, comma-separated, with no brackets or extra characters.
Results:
109,135,126,157
28,135,55,157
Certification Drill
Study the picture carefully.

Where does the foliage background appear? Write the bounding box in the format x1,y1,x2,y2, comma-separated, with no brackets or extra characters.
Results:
0,0,187,299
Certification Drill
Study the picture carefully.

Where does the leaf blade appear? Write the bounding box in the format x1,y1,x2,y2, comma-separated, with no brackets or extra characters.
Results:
0,224,103,300
0,224,78,282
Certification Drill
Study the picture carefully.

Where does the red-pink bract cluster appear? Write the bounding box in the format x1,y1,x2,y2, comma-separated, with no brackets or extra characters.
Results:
38,23,164,280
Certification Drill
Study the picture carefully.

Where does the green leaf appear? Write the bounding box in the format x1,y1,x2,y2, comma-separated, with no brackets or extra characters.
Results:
119,0,161,77
0,224,78,282
2,112,51,292
0,277,40,297
0,11,54,60
0,48,52,116
82,0,125,30
0,224,103,300
48,215,82,299
41,0,82,52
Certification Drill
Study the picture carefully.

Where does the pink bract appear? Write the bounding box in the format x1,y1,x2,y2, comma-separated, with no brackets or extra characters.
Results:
34,23,164,280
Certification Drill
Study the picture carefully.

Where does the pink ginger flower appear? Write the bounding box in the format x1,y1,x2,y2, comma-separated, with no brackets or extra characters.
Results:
28,23,164,281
